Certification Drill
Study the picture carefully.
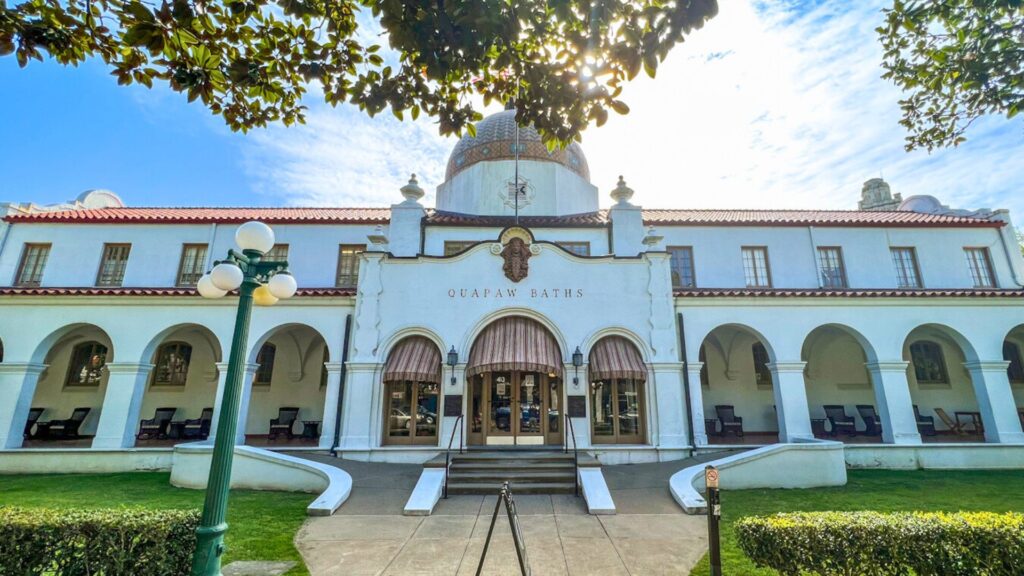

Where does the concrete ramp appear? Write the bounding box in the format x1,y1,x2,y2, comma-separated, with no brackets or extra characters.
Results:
671,439,847,514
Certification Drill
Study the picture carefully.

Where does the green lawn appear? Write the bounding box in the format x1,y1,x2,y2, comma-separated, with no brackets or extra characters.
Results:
0,472,313,575
690,469,1024,576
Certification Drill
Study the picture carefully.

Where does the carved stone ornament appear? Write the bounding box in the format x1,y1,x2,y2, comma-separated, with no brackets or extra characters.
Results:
501,237,531,282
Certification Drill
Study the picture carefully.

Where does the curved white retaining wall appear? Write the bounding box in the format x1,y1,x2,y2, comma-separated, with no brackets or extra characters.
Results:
671,439,847,514
170,443,352,516
0,448,172,474
845,443,1024,469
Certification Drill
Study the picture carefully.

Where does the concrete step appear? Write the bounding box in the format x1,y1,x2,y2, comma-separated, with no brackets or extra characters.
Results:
450,462,575,471
447,481,577,495
449,470,576,483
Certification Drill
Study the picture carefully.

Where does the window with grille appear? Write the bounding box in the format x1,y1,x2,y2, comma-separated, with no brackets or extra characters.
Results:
444,241,476,256
556,242,591,256
668,246,696,288
964,247,995,288
336,244,364,287
254,343,276,385
66,341,108,387
151,341,192,386
890,247,922,288
15,243,50,287
265,244,289,262
752,342,772,387
816,247,847,288
741,247,771,288
96,244,131,286
176,244,208,287
1004,341,1024,383
910,341,948,384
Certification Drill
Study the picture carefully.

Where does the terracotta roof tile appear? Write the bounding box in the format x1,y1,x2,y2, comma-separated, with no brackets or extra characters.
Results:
644,209,999,228
4,206,1001,228
424,210,608,227
0,287,356,297
674,288,1024,298
3,207,391,224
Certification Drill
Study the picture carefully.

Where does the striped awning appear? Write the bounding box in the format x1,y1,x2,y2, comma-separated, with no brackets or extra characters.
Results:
383,336,441,383
466,317,563,378
589,337,647,382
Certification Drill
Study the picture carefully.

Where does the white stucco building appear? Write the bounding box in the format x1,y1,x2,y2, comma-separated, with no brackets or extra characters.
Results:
2,109,1024,478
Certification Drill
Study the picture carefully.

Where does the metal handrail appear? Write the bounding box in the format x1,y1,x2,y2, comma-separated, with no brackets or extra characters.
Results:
442,414,464,499
565,413,579,496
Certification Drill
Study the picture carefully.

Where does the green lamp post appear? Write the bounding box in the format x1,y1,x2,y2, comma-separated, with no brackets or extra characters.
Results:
191,221,297,576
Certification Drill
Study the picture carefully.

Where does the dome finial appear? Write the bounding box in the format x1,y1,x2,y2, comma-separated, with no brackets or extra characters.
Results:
400,173,425,203
610,175,634,205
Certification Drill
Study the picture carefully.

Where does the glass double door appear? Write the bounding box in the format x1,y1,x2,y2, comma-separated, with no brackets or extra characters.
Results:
468,371,562,446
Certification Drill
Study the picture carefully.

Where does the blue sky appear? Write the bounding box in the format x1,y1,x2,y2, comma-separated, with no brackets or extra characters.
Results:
2,0,1022,218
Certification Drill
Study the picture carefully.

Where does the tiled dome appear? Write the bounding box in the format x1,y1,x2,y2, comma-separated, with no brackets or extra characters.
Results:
445,109,590,182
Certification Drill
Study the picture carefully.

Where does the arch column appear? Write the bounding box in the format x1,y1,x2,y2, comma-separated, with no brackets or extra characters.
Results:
768,362,813,442
686,361,708,447
209,362,258,444
652,362,687,449
568,364,590,449
964,361,1024,444
865,361,922,445
0,363,47,449
439,363,466,450
338,362,376,452
319,362,344,450
92,363,154,449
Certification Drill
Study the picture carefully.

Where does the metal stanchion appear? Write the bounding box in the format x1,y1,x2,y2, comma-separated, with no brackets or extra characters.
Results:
705,465,722,576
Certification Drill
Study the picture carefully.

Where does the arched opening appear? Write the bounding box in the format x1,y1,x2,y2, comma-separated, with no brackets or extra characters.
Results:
244,324,329,447
904,325,984,443
465,316,564,447
23,324,113,448
699,324,777,445
381,336,442,446
1003,325,1024,430
589,336,648,445
134,324,222,447
802,325,878,443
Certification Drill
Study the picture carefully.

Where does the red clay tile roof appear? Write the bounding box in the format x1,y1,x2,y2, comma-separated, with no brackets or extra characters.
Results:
644,209,1001,228
3,207,391,224
425,211,608,227
674,288,1024,298
0,287,356,297
4,206,1001,228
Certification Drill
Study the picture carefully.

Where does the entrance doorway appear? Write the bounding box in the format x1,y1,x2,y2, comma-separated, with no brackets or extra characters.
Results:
467,371,563,446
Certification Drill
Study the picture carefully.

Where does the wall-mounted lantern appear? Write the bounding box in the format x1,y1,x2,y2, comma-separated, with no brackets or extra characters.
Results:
447,346,459,386
572,346,584,388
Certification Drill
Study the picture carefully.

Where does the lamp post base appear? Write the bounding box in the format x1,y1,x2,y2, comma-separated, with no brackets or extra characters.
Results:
191,520,229,575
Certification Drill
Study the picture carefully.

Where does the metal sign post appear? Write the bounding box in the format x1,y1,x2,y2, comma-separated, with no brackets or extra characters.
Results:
705,465,722,576
477,481,530,576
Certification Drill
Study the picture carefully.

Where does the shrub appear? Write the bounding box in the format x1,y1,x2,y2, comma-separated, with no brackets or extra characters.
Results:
735,510,1024,576
0,506,199,575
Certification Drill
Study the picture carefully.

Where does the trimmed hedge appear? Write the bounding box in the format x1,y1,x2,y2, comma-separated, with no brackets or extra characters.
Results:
0,506,199,575
735,511,1024,576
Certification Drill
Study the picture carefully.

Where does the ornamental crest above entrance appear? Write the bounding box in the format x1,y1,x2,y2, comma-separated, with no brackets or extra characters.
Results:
492,226,541,283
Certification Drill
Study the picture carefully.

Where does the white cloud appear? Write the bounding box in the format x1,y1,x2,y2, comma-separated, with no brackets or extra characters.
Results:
242,0,1024,220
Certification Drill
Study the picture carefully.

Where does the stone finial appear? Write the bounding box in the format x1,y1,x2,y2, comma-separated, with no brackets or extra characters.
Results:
642,226,663,249
610,175,634,205
367,224,389,251
400,174,425,203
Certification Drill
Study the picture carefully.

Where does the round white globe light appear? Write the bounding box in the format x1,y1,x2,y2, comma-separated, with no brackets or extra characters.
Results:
210,262,244,291
197,274,227,299
235,221,275,254
253,284,279,306
267,273,297,299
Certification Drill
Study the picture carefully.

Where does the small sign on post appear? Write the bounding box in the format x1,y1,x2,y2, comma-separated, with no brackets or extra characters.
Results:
705,465,722,576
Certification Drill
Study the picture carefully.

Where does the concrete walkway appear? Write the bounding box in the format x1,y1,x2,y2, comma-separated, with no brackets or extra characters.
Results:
289,453,726,575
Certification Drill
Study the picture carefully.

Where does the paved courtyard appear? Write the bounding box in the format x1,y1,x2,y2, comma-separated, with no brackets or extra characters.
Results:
292,454,721,575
